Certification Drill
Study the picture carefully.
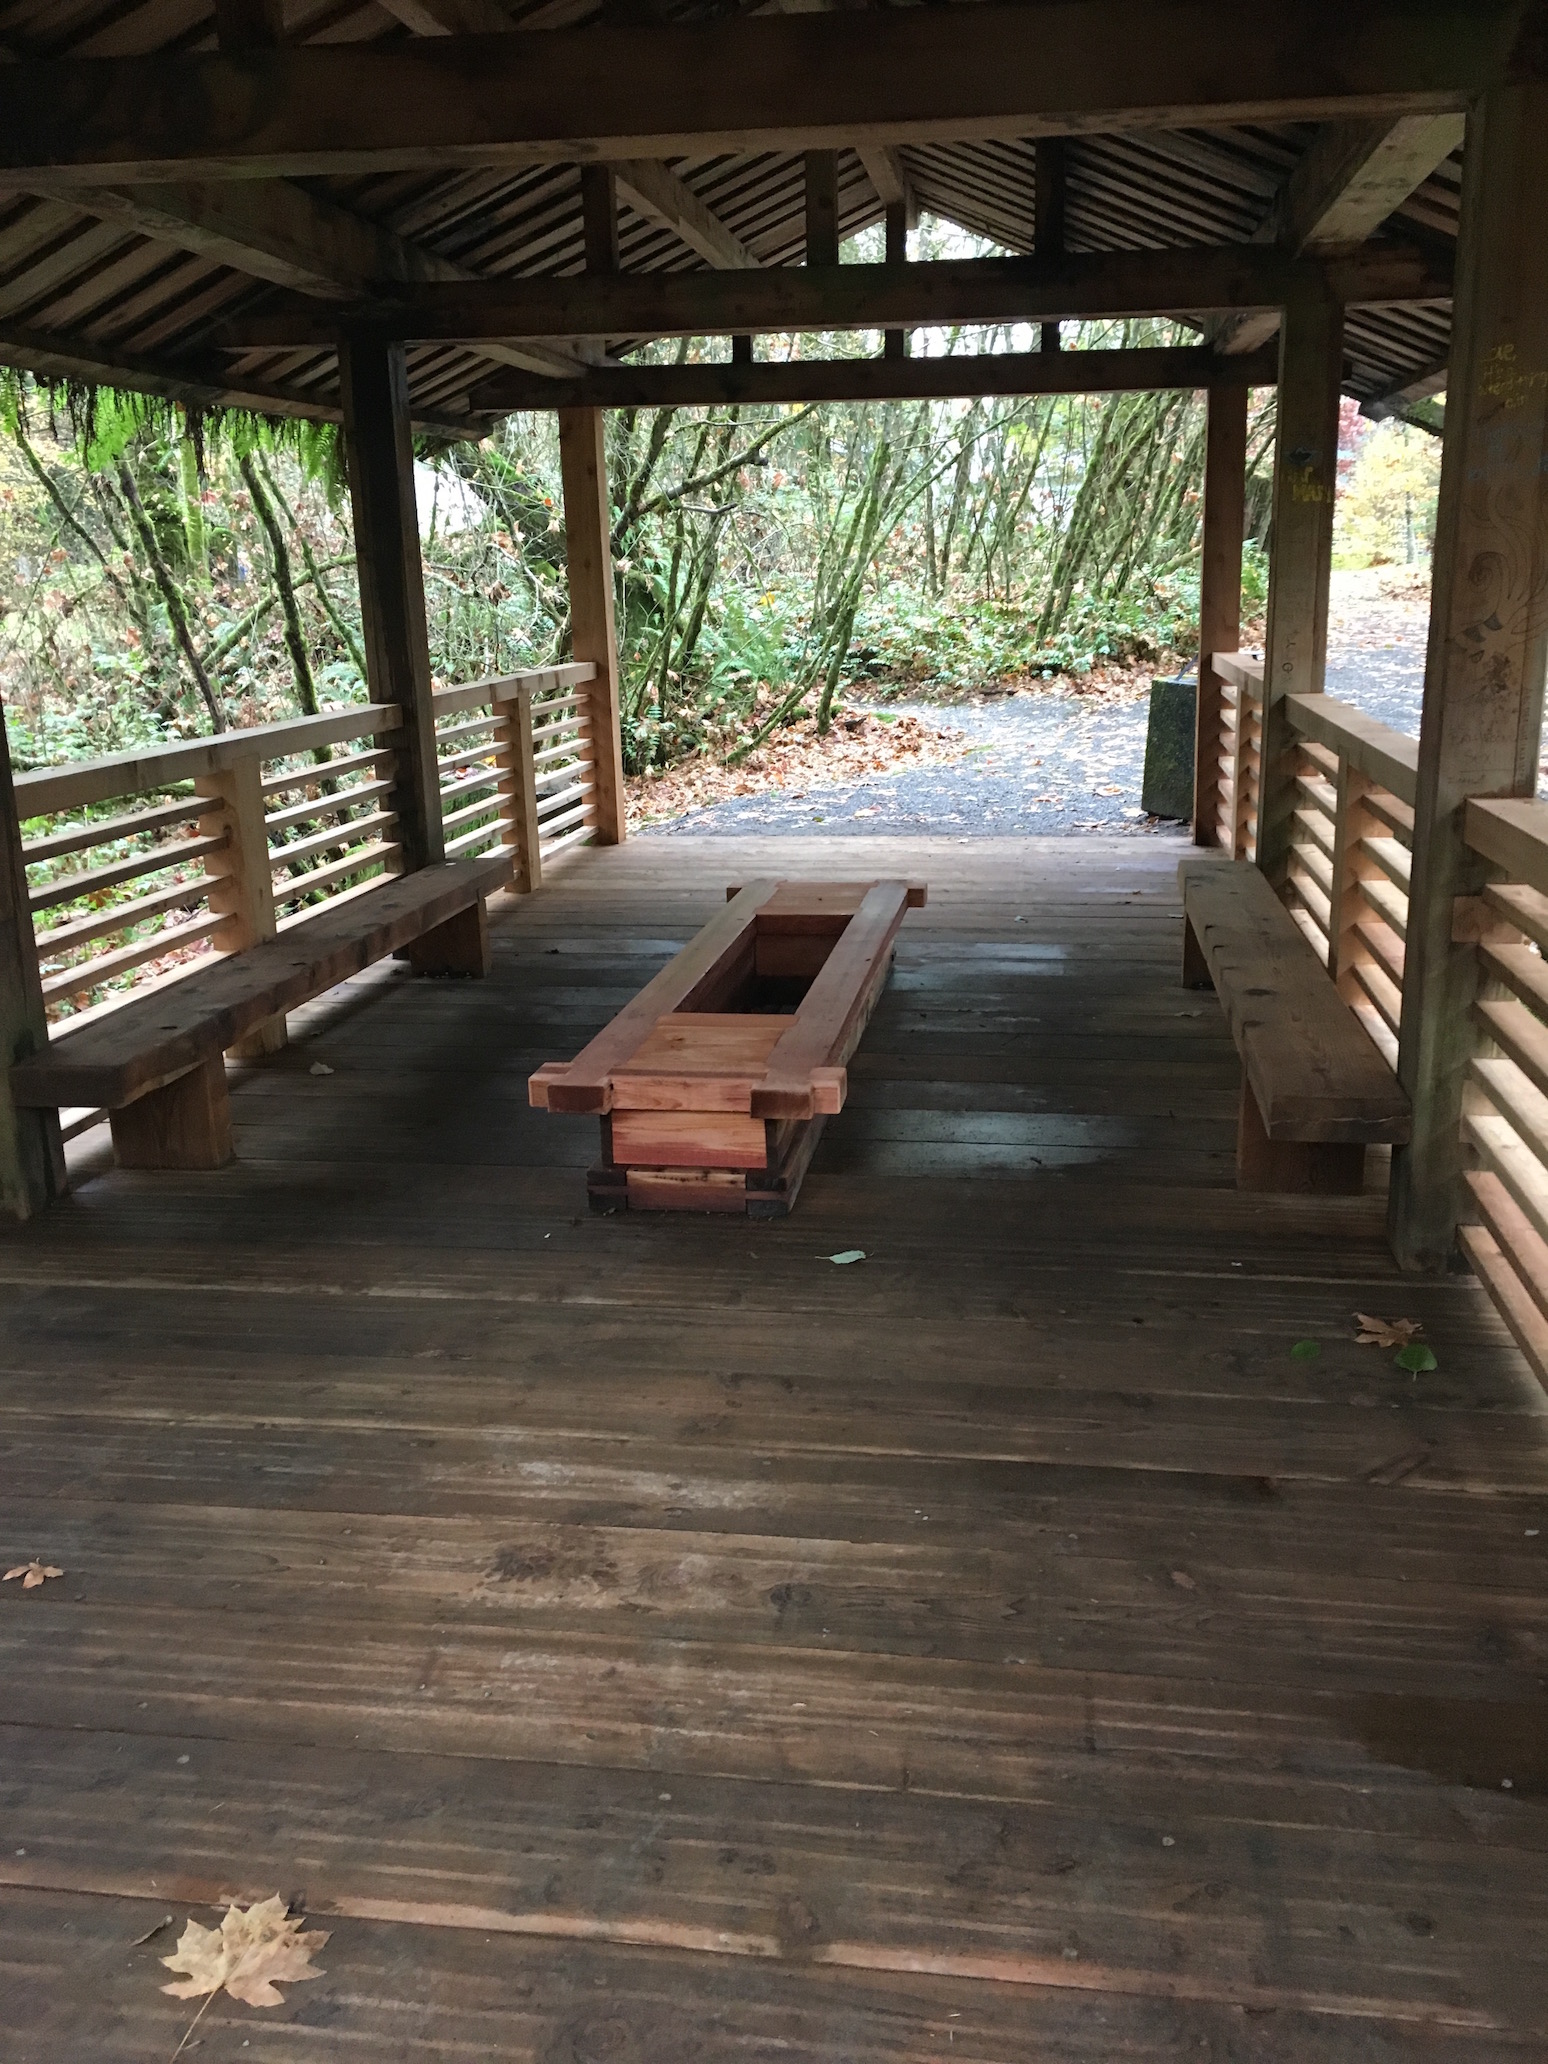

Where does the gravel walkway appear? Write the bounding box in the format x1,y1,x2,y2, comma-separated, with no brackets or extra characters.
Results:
642,571,1432,840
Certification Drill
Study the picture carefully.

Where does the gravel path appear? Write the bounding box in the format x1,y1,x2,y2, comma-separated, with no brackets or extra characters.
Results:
642,571,1432,841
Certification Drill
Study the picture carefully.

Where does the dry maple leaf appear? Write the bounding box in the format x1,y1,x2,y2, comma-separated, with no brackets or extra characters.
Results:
3,1560,62,1588
162,1896,328,2055
1354,1314,1425,1348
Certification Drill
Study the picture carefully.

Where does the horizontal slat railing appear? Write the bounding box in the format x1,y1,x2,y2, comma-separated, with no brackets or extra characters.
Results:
14,661,599,1044
1459,795,1548,1385
1210,650,1261,859
1211,654,1417,1074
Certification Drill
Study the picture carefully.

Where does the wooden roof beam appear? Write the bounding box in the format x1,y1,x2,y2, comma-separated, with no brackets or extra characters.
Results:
611,160,759,271
857,146,912,217
15,180,591,381
1361,352,1448,432
0,317,479,435
468,341,1279,413
378,0,762,275
217,241,1452,350
1214,111,1464,355
0,4,1528,186
1280,113,1466,251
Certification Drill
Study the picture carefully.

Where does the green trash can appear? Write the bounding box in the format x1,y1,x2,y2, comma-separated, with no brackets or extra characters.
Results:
1141,672,1196,821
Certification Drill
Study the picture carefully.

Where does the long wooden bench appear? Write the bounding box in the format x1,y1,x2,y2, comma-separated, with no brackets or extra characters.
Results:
530,878,925,1215
12,855,508,1171
1178,855,1411,1192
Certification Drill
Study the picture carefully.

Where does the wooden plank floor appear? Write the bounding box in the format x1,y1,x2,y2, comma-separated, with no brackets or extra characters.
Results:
2,834,1546,2061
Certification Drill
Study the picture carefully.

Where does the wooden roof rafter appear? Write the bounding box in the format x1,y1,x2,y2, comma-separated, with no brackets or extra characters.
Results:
0,0,1512,426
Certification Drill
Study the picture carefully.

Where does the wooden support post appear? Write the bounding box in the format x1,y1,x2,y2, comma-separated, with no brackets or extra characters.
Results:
731,334,753,367
0,715,62,1219
1036,139,1068,355
339,333,444,871
805,150,839,268
558,407,626,845
1256,289,1343,887
1391,84,1548,1272
580,164,619,277
195,756,285,1058
501,683,542,894
1193,382,1249,846
883,199,908,362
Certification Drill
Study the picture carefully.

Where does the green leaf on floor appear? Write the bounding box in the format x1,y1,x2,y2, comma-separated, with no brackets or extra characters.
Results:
1395,1343,1439,1374
1290,1339,1321,1361
826,1250,866,1265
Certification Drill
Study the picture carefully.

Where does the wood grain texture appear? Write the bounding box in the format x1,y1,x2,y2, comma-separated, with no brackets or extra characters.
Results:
1179,855,1412,1143
11,854,508,1109
0,833,1544,2058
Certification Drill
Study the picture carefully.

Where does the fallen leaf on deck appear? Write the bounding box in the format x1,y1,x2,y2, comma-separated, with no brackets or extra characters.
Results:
826,1249,866,1265
1289,1340,1321,1361
1170,1571,1197,1591
4,1560,63,1588
1354,1313,1424,1347
163,1897,329,2057
308,1062,334,1076
1394,1343,1439,1374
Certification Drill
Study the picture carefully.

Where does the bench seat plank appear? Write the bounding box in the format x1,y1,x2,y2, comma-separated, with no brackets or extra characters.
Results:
1179,857,1411,1145
13,855,509,1112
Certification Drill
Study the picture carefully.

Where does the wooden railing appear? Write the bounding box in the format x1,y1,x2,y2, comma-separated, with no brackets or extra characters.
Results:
1210,653,1262,859
1210,652,1548,1381
1209,654,1417,1070
1455,794,1548,1384
16,661,596,1033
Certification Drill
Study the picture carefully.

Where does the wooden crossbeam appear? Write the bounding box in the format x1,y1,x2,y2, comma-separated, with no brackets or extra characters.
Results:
375,0,763,276
0,4,1527,186
219,242,1450,350
18,178,588,381
612,160,758,271
468,342,1279,413
1214,111,1464,355
1280,113,1466,251
0,318,481,435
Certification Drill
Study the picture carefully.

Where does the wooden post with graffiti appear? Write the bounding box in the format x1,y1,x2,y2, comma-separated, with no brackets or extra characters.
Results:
1391,83,1548,1271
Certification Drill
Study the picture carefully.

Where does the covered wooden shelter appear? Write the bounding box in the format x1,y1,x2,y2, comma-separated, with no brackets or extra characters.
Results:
1,3,1548,2055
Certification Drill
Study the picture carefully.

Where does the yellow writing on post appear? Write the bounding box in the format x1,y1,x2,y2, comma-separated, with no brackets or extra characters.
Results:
1481,341,1548,411
1288,464,1332,505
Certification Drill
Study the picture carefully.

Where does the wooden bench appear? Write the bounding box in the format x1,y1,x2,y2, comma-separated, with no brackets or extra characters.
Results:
12,855,508,1171
530,878,926,1215
1179,856,1411,1192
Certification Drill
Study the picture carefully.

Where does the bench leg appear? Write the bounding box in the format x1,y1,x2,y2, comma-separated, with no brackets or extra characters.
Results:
1182,913,1212,989
403,899,491,978
230,1013,287,1062
110,1054,234,1171
1236,1080,1366,1195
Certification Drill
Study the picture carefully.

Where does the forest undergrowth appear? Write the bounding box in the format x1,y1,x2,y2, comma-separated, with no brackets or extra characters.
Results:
0,233,1436,803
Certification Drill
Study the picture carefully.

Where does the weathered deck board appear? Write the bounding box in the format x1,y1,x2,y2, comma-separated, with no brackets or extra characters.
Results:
1,835,1545,2060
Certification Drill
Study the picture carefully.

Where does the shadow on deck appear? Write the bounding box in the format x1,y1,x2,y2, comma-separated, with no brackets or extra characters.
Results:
2,834,1545,2060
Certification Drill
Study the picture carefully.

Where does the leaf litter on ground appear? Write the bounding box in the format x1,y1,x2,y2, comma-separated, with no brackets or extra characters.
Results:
826,1249,866,1265
162,1896,329,2060
1354,1313,1425,1347
627,711,960,829
4,1560,62,1588
1395,1343,1439,1374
